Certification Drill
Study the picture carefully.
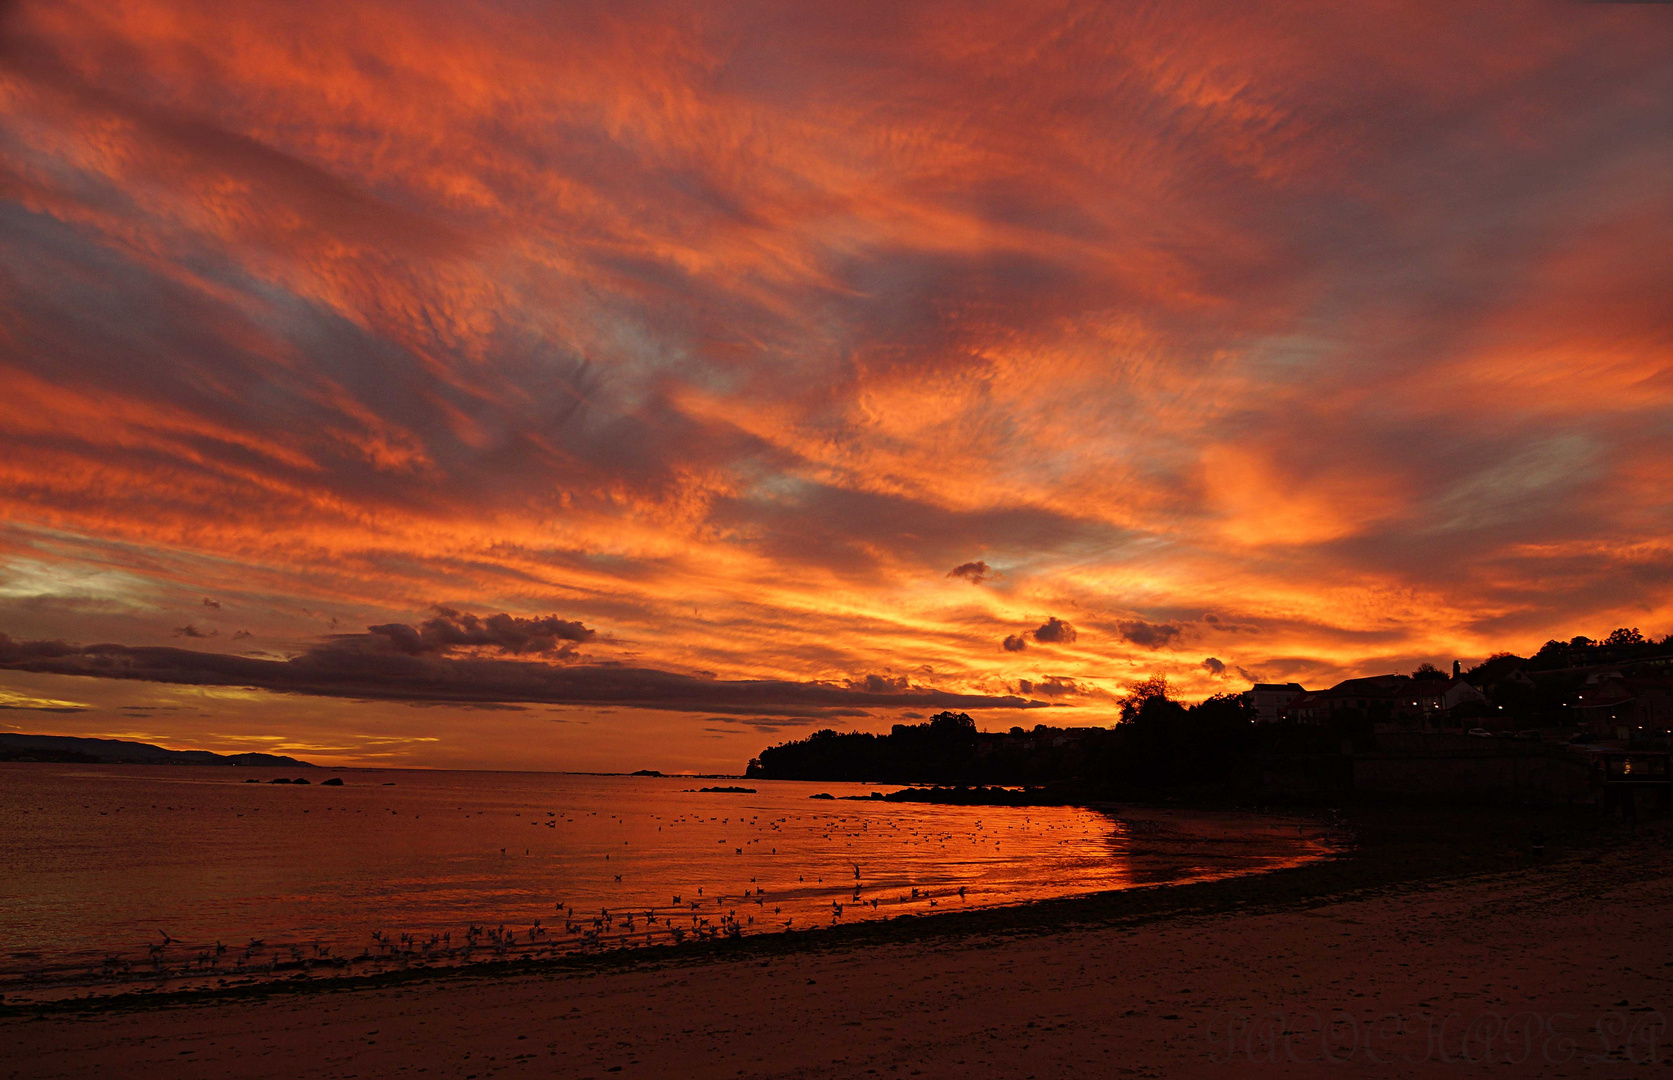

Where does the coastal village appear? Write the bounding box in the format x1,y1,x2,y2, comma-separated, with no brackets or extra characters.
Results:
1244,645,1673,741
749,630,1673,812
1235,632,1673,808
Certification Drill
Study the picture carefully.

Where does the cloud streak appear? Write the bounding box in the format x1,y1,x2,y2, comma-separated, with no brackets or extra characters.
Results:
0,631,1048,717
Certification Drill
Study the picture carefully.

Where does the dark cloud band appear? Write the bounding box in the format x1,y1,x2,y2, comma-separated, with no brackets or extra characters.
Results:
0,631,1047,718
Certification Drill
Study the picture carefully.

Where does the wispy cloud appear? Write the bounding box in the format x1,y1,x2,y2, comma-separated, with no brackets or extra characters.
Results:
0,688,90,712
0,0,1669,765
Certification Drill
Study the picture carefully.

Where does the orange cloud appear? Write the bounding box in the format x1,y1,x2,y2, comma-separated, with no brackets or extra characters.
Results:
0,0,1670,767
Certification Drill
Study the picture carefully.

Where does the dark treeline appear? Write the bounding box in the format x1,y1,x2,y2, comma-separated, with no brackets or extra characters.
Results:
747,627,1673,794
746,679,1314,790
1521,628,1672,670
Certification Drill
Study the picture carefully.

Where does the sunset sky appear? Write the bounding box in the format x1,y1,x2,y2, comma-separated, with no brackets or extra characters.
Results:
1,0,1670,771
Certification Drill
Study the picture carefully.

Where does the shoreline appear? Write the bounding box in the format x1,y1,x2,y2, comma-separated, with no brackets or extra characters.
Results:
4,811,1662,1080
0,802,1598,1019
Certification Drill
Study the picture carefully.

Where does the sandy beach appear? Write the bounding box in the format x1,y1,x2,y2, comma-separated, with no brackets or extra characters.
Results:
5,819,1668,1079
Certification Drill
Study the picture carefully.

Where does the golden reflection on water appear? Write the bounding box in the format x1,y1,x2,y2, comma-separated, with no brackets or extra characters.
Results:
0,765,1339,1001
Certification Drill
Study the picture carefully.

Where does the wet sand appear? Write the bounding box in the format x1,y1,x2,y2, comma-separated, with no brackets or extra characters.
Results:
6,821,1669,1079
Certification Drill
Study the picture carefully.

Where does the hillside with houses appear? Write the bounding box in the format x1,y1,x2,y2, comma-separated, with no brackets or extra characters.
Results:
1248,627,1673,743
748,629,1672,807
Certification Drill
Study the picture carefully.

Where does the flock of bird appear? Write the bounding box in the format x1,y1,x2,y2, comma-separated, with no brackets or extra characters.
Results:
79,857,991,986
9,790,1138,999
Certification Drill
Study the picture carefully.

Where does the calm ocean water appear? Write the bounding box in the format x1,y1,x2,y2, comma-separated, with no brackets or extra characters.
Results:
0,764,1339,1002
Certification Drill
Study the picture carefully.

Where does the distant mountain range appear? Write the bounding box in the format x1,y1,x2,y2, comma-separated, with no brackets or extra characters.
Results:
0,732,315,768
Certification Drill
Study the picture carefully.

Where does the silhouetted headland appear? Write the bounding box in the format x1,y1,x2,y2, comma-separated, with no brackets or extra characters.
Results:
0,733,314,768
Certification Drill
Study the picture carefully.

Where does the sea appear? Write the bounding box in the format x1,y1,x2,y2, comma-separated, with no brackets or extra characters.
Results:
0,764,1341,1002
